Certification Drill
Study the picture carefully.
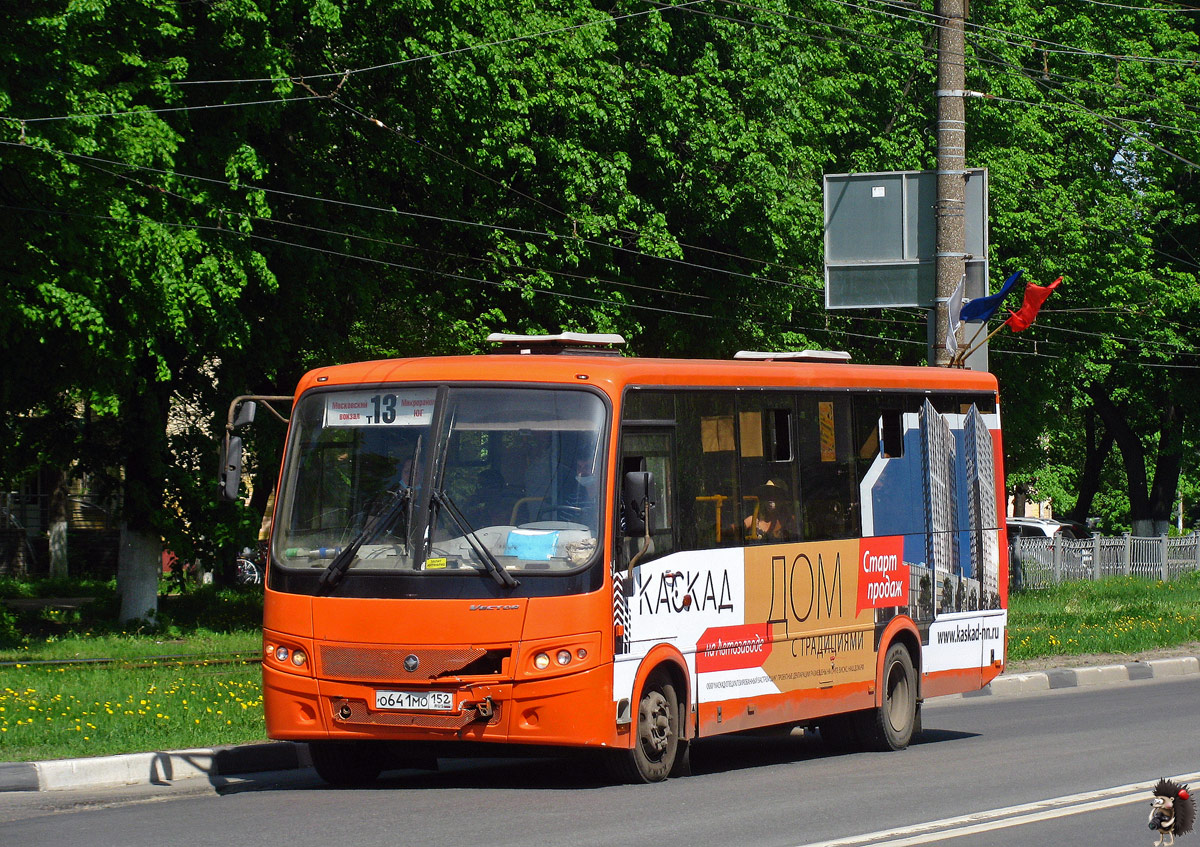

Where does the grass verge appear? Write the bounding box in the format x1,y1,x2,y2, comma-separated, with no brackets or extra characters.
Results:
1007,571,1200,660
1,579,265,762
1,650,264,761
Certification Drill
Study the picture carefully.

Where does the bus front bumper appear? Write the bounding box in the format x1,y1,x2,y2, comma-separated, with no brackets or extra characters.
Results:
263,662,618,748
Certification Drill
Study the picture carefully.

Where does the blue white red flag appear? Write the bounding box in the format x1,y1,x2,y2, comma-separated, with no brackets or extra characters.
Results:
1005,276,1062,332
960,269,1023,323
945,273,966,356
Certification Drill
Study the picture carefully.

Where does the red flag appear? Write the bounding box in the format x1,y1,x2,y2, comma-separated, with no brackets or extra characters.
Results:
1004,276,1062,332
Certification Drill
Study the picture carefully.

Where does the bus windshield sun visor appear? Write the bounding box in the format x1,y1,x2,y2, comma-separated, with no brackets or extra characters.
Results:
318,485,413,592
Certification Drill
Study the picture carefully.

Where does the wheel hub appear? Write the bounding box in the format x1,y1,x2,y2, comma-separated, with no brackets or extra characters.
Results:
640,692,671,757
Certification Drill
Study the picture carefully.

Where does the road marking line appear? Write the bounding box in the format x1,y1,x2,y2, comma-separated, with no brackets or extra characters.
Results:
799,771,1200,847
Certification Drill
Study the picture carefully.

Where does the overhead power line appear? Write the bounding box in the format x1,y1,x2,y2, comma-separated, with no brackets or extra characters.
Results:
1070,0,1200,14
6,163,1197,370
170,0,711,87
967,39,1200,170
826,0,1200,65
6,95,325,125
689,0,1200,141
0,139,826,296
11,0,1196,165
1,198,923,351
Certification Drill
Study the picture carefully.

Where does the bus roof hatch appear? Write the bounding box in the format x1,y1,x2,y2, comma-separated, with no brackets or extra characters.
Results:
486,332,626,355
733,350,852,363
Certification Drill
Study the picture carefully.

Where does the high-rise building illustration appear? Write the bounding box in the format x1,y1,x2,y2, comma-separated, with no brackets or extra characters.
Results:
965,405,999,606
920,399,958,589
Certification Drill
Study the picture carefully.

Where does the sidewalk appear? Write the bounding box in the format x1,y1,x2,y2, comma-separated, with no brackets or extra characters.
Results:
2,654,1197,793
0,740,310,793
953,654,1199,698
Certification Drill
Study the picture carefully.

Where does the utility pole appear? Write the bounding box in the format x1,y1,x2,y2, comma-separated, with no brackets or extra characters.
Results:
933,0,967,366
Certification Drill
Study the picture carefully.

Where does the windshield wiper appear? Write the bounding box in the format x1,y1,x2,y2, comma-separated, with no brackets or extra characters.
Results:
430,488,519,588
318,486,412,592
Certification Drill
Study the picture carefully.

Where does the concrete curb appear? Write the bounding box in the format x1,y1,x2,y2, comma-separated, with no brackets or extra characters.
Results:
960,656,1200,699
0,741,310,793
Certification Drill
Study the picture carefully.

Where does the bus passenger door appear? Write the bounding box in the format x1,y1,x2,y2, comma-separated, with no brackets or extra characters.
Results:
618,427,698,727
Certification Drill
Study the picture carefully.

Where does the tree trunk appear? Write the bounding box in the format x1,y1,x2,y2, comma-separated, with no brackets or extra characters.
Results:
1147,403,1185,528
1011,483,1028,518
116,361,170,624
1065,411,1113,525
1087,385,1184,534
48,469,70,579
1131,518,1170,537
118,524,161,622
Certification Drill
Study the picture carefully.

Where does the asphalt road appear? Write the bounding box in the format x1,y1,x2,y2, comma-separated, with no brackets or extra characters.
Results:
3,675,1198,847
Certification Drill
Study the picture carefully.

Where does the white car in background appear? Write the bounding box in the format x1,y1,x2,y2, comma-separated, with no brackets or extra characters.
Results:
1006,516,1092,542
1006,517,1094,588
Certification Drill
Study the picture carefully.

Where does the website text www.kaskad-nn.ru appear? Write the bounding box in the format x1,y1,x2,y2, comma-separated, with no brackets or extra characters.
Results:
937,623,1001,644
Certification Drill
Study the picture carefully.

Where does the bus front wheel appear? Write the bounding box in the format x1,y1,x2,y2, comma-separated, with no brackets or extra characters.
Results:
857,643,918,751
309,740,385,787
608,674,681,783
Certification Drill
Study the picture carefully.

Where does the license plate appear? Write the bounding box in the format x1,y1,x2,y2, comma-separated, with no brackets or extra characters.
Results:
374,690,454,711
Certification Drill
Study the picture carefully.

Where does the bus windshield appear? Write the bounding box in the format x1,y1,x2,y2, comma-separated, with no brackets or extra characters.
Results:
273,386,606,579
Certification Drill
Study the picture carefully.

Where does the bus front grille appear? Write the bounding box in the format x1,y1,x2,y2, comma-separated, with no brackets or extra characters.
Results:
318,645,509,681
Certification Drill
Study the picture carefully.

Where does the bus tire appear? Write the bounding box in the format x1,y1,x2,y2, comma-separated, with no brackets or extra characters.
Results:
857,643,917,751
608,674,680,783
670,738,692,778
309,740,385,787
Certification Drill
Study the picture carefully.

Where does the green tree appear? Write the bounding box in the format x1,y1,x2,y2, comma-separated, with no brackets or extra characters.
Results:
961,1,1200,531
3,0,1198,616
0,0,278,618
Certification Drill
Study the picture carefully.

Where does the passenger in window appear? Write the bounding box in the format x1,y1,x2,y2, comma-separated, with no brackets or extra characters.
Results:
569,455,600,506
744,479,798,543
471,467,512,527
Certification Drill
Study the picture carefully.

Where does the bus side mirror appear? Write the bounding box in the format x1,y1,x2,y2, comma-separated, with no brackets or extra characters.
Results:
231,400,257,429
219,435,244,502
623,471,655,537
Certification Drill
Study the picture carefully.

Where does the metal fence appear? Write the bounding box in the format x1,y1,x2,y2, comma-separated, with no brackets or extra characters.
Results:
1012,534,1200,589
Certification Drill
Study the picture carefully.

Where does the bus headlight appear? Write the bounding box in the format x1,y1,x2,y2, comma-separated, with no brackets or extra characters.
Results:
522,634,601,679
263,633,314,677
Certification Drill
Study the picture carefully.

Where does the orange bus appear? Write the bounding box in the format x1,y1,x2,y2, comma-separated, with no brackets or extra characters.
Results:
222,333,1007,784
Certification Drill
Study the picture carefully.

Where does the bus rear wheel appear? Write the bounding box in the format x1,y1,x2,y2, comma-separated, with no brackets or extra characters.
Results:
309,740,385,787
856,643,918,751
608,675,681,783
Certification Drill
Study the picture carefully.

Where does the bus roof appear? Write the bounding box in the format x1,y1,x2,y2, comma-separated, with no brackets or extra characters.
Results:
293,353,999,399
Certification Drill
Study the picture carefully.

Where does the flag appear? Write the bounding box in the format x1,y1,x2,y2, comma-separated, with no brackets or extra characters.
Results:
945,273,966,356
1005,276,1062,332
959,269,1023,323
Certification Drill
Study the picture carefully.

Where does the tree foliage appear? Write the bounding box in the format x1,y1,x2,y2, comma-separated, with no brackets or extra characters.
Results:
1,0,1198,609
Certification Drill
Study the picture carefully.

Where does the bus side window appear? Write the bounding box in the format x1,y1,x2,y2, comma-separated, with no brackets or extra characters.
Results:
881,410,904,458
736,393,800,545
675,392,739,550
619,431,675,563
852,397,904,468
798,394,858,541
